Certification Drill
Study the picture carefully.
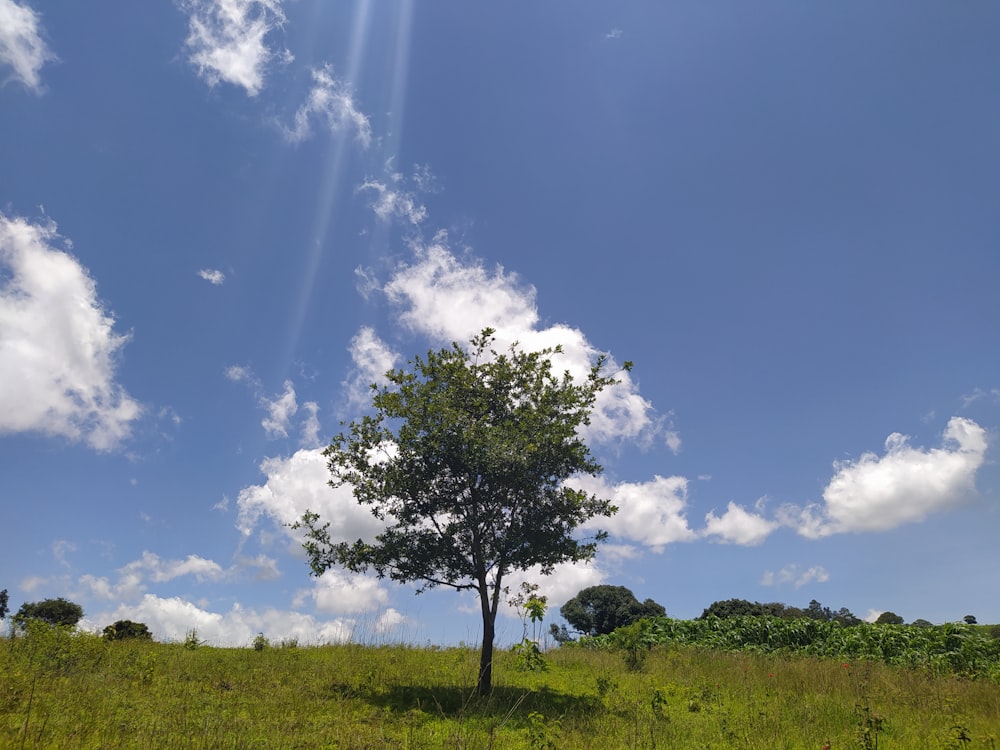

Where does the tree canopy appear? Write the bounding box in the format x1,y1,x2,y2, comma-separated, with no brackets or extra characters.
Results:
103,620,153,641
296,329,621,694
0,589,8,620
13,598,83,628
560,585,665,636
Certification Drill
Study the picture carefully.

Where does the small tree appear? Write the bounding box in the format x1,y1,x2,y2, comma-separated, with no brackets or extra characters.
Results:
561,585,665,636
103,620,153,641
13,597,83,628
0,589,8,620
963,614,978,625
296,329,621,695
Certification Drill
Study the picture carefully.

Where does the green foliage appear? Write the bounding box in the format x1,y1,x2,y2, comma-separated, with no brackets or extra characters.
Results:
579,616,1000,680
1,634,999,748
295,329,620,694
0,588,8,620
103,620,153,641
252,632,269,651
509,583,548,672
875,611,904,625
964,615,978,625
561,584,665,636
699,597,860,626
183,629,204,650
13,597,83,628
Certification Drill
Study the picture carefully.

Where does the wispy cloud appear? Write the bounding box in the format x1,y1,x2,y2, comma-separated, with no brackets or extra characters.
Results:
0,214,141,450
343,326,399,410
261,380,297,438
181,0,289,96
760,564,830,589
0,0,56,93
198,268,225,285
605,28,623,40
283,65,371,146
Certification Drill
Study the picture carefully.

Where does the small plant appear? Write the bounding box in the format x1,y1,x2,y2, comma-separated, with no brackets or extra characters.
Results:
183,629,204,650
611,619,654,671
508,582,548,672
526,711,560,750
252,632,269,651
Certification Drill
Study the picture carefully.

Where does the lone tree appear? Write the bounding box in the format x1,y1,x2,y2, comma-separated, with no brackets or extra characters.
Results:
560,584,665,636
103,620,153,641
13,597,83,628
296,329,621,695
0,589,8,620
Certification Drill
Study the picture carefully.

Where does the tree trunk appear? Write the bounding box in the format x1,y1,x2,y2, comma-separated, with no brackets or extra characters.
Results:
477,604,495,696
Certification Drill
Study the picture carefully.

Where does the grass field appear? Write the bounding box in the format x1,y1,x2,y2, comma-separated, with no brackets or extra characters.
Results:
2,625,998,749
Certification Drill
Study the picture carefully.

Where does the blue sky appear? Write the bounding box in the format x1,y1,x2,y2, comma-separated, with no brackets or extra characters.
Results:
2,1,999,646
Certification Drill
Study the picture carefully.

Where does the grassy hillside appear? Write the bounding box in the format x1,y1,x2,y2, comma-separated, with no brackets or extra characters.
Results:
2,624,998,748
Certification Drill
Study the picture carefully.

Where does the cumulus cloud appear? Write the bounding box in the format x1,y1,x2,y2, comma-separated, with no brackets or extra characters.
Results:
703,501,779,546
294,568,390,615
760,564,830,589
576,474,695,552
235,447,386,543
343,326,398,409
198,268,225,285
0,214,141,450
95,594,354,646
181,0,289,96
0,0,55,92
284,65,371,146
81,551,282,604
380,236,658,446
786,417,988,538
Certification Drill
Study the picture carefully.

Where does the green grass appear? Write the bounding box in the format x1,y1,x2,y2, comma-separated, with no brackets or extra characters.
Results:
2,626,998,749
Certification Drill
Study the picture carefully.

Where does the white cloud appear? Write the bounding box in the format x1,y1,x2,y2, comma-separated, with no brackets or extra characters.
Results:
284,65,371,146
299,400,321,448
358,179,427,225
198,268,225,285
381,237,658,446
0,0,55,92
344,326,398,410
225,364,253,383
0,215,141,450
295,568,390,615
235,447,386,543
511,559,607,611
760,564,829,589
576,474,695,552
181,0,288,96
786,417,988,538
605,28,623,40
125,551,225,583
960,387,1000,409
665,430,682,455
703,501,779,546
261,380,297,438
96,594,354,646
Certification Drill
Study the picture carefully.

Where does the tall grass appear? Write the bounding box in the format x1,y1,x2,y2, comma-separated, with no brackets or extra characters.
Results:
1,623,998,748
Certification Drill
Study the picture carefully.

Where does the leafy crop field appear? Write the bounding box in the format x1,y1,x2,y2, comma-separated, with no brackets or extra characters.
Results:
2,622,998,749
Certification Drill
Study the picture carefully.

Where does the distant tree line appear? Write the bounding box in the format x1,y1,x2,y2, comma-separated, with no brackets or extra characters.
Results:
699,598,863,626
